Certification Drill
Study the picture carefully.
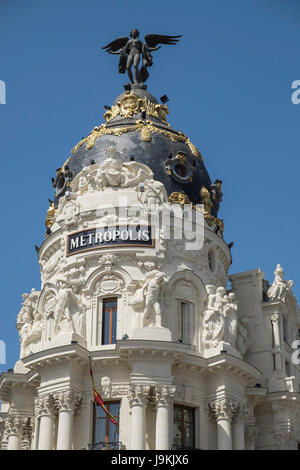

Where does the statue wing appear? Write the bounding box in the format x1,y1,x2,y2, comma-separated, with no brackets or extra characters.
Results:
102,37,129,53
144,34,182,48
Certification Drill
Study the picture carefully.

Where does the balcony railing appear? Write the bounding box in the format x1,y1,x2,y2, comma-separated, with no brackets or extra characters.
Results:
88,441,123,450
171,444,201,450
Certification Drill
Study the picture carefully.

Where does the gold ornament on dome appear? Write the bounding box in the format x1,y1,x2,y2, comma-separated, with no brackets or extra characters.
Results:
168,191,224,236
200,187,213,216
169,191,192,207
141,126,152,142
200,187,224,235
104,91,169,124
72,120,203,161
45,202,56,231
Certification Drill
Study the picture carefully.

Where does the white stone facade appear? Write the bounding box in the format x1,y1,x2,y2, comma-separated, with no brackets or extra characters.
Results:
1,149,300,451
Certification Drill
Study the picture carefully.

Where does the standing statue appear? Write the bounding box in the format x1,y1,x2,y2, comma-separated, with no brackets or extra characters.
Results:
54,277,85,337
132,270,168,327
223,292,238,347
17,289,42,358
267,264,294,303
102,29,182,84
202,286,225,349
202,286,241,353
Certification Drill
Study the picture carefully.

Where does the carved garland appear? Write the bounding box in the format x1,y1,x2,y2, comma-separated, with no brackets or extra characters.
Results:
71,121,203,160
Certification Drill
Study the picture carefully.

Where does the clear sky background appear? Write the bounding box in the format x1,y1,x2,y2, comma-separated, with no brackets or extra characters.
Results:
0,0,300,373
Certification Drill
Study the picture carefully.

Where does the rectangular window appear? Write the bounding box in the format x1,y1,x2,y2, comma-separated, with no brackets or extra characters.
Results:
102,298,117,345
178,302,195,345
173,405,195,449
93,401,120,450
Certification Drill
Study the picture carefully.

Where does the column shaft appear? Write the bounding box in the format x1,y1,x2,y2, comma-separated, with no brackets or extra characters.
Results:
155,405,170,450
232,422,245,450
131,404,146,450
38,414,54,450
56,410,73,450
7,433,21,450
217,418,232,450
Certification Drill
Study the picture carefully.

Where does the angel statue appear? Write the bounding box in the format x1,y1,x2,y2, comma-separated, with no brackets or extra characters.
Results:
102,28,182,85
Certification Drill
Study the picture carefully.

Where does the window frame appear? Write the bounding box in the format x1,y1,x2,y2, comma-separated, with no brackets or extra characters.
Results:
178,300,195,345
92,400,120,448
173,404,195,449
101,297,118,345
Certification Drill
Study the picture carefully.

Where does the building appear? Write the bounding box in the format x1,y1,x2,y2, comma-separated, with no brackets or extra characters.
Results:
0,55,300,451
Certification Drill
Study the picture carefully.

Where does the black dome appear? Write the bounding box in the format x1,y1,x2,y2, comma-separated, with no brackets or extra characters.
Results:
59,86,219,216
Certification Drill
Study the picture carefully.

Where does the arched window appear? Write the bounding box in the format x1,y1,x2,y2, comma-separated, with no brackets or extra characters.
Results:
178,301,195,345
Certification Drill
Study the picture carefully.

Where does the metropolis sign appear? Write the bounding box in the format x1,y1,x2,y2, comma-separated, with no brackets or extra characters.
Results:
66,225,154,256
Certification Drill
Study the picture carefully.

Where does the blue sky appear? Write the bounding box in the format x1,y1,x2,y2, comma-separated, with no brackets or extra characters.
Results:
0,0,300,372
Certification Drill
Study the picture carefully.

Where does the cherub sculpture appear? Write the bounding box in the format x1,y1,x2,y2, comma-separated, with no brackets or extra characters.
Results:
102,29,182,84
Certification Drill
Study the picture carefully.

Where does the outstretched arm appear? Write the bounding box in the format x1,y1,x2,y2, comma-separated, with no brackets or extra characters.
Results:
149,46,161,52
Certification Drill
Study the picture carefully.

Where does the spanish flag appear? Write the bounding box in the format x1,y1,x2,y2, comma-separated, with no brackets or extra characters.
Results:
89,356,118,426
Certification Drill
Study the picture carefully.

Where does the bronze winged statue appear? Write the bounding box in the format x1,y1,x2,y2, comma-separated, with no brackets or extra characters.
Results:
102,29,182,85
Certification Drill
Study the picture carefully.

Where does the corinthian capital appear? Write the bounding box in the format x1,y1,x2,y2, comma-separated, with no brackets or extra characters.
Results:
5,415,31,438
233,403,249,423
154,385,176,407
5,415,23,436
208,398,237,421
53,390,82,412
35,394,56,417
127,384,150,407
271,313,280,324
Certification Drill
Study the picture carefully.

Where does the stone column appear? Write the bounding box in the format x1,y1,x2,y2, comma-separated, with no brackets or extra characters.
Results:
245,425,257,450
54,390,82,450
232,404,248,450
154,385,176,450
127,384,150,450
271,313,282,370
209,398,235,450
36,395,56,450
6,416,23,450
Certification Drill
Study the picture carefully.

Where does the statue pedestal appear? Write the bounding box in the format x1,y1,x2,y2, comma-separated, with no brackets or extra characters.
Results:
203,341,242,359
45,332,87,349
132,327,171,342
